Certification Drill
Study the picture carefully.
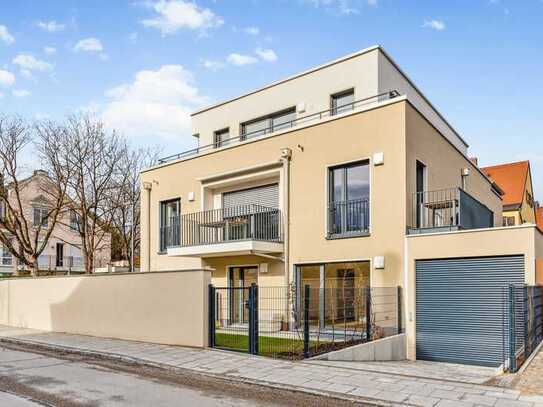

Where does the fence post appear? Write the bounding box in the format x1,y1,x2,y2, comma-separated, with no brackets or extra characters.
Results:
509,285,517,372
303,284,310,358
366,287,372,341
208,284,215,348
397,286,402,334
524,286,530,359
248,284,259,355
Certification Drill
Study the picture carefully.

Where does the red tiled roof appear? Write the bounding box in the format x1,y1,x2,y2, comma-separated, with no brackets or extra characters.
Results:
481,161,530,208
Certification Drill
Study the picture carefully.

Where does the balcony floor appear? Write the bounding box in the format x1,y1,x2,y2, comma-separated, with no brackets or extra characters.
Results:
167,240,283,258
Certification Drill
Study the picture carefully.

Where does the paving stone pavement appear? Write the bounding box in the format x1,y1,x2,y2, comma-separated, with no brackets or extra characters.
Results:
1,325,542,407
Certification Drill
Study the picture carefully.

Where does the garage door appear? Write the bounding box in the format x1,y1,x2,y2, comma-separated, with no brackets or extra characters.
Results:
416,255,524,367
223,184,279,209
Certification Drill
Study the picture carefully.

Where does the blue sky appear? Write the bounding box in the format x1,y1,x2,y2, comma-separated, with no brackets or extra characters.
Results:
1,0,543,196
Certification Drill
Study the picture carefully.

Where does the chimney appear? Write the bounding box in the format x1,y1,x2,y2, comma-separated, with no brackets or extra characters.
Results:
469,157,478,167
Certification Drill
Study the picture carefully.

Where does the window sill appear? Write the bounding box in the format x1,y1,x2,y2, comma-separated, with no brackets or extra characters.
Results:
326,231,370,240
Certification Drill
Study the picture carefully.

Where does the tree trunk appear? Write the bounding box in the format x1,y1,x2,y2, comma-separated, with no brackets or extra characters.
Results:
30,259,39,277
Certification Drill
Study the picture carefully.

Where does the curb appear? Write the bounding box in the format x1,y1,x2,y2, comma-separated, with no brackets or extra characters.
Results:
0,336,399,407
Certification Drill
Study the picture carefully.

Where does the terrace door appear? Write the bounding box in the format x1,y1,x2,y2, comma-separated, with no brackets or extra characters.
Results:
56,243,64,267
229,266,258,325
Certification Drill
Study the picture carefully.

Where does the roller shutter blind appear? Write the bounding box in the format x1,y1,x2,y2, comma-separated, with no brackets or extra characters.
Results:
222,184,279,209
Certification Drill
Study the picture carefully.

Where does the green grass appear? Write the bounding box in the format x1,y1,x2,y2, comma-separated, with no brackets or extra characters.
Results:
215,332,310,357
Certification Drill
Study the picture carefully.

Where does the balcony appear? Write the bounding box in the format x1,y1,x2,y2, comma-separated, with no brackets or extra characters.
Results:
163,204,284,258
408,188,494,234
327,199,370,238
158,90,400,164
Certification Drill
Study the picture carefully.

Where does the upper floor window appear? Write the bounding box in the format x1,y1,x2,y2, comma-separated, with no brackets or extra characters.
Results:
331,89,354,116
33,207,49,228
503,216,516,227
159,198,180,251
214,128,230,149
241,108,296,140
328,160,370,237
70,211,81,231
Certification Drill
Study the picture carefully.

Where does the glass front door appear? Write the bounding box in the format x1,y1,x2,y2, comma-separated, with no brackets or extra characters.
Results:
229,266,258,325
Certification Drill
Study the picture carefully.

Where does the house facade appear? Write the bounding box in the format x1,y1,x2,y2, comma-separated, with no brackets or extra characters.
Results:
0,170,111,275
482,161,537,227
140,46,543,366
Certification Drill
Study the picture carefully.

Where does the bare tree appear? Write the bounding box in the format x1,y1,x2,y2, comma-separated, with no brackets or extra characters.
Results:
40,114,125,274
0,115,69,276
110,147,159,271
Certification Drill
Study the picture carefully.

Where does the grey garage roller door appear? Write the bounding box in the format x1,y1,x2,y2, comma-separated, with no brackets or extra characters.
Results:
416,255,524,367
223,184,279,209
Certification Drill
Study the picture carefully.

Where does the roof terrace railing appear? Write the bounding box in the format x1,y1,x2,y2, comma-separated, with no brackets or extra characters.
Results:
158,90,401,164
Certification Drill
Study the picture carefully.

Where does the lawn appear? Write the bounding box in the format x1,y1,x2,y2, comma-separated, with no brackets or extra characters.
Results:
215,332,309,357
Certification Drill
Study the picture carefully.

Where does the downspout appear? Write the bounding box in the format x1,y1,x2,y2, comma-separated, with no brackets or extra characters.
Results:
142,181,153,272
279,148,292,320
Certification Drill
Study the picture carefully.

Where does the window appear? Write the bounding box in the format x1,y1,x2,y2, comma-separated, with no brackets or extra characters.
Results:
0,244,12,266
70,211,81,231
241,108,296,139
33,207,49,228
503,216,516,227
213,128,230,148
328,160,370,237
331,89,354,116
159,198,180,251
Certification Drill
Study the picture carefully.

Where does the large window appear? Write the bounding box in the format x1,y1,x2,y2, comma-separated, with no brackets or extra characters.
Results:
331,89,354,116
296,261,370,327
241,108,296,139
33,207,49,228
328,160,370,237
159,198,180,251
213,128,230,148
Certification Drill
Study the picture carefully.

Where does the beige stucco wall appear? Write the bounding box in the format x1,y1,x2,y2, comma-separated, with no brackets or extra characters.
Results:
0,270,211,347
142,100,409,289
405,103,502,227
405,225,541,360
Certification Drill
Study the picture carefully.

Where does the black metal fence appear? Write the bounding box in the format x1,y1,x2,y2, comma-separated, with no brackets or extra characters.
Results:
327,199,370,237
506,285,543,372
209,284,401,360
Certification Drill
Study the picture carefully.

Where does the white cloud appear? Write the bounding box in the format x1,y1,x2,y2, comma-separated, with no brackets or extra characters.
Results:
305,0,360,15
43,46,57,55
227,53,258,66
73,37,103,52
12,89,30,98
244,26,260,35
12,54,53,72
423,19,446,31
255,47,278,62
102,65,207,141
0,25,15,45
37,20,65,33
0,70,15,87
367,0,377,6
141,0,224,35
203,60,225,71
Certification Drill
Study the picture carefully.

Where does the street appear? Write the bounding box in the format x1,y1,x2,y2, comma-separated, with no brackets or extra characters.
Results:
0,344,367,407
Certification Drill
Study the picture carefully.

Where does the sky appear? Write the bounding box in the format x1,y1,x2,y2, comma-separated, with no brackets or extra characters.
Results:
1,0,543,197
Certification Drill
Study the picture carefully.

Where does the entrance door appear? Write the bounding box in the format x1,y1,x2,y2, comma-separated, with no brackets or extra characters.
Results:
56,243,64,267
229,266,258,324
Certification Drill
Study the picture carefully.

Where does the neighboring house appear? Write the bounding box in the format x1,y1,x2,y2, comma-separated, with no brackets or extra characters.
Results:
140,46,543,367
537,205,543,232
481,160,537,226
0,170,111,275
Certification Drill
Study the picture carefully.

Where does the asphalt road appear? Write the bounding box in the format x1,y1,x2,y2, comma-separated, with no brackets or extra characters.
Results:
0,344,369,407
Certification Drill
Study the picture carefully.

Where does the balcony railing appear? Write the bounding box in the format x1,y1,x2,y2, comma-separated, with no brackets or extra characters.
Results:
409,188,494,233
158,90,400,164
327,199,370,238
36,255,85,270
161,204,283,249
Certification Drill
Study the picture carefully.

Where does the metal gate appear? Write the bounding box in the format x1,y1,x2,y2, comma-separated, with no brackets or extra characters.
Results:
209,284,258,354
416,255,524,367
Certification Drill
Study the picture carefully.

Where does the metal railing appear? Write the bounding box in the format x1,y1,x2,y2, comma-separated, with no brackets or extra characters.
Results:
410,188,493,232
162,204,283,249
327,199,370,237
36,255,85,271
158,90,401,164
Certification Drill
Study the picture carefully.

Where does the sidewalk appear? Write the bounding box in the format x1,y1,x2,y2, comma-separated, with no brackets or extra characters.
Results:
1,325,542,407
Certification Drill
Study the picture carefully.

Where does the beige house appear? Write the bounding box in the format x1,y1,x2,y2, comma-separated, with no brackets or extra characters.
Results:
141,46,543,366
0,170,111,275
